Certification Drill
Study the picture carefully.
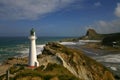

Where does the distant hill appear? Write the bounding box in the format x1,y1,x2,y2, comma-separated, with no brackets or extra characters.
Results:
79,29,120,46
79,29,105,40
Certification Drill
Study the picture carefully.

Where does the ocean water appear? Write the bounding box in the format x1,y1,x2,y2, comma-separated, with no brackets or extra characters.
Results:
0,37,73,63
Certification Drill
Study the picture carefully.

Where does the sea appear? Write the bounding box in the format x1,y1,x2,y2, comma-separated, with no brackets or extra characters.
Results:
0,37,74,64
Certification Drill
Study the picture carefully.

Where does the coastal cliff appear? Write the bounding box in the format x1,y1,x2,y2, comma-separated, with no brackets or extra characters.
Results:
0,42,115,80
42,42,115,80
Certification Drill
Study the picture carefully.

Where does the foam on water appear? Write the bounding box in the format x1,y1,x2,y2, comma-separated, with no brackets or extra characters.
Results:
110,67,117,71
16,44,45,57
94,54,120,63
60,42,76,45
36,44,45,55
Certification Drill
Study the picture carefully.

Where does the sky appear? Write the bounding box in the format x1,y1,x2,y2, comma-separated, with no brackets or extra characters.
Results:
0,0,120,37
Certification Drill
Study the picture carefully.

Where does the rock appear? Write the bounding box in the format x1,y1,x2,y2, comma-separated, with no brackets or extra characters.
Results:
42,42,115,80
80,28,105,40
86,29,98,37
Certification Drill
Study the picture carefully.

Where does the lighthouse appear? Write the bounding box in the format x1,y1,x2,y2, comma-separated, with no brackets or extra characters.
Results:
28,28,39,67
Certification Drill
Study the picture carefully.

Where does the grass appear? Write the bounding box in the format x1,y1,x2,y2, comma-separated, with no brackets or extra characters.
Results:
8,63,79,80
9,65,25,74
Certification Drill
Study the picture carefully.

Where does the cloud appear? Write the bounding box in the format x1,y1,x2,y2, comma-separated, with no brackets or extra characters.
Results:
94,2,101,7
86,19,120,34
93,2,120,33
0,0,75,20
115,3,120,17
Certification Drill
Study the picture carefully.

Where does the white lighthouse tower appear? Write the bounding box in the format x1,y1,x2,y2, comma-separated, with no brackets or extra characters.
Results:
28,28,39,67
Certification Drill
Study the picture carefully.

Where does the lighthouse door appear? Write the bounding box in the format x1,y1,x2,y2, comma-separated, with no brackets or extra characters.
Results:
35,62,38,67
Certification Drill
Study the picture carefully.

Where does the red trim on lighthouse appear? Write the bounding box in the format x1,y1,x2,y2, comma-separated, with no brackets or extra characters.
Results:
28,66,36,68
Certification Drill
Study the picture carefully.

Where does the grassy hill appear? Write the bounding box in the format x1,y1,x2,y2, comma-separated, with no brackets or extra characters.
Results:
11,63,79,80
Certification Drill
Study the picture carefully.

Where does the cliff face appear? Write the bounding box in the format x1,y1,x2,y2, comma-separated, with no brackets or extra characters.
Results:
42,42,115,80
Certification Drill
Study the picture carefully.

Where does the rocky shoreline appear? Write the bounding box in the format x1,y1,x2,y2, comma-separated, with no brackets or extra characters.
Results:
66,43,120,80
0,42,116,80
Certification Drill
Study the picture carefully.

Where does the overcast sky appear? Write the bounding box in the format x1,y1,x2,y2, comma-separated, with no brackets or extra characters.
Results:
0,0,120,37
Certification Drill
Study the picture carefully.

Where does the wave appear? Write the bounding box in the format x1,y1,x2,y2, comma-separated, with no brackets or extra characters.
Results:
94,54,120,63
60,42,76,45
36,44,45,55
14,44,45,57
0,44,45,63
60,41,86,45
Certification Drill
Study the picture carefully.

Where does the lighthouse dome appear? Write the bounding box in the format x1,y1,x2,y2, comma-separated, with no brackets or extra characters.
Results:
30,28,35,36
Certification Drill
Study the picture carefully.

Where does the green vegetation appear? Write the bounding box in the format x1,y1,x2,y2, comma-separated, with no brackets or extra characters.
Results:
102,33,120,47
0,63,79,80
14,63,79,80
9,65,24,74
0,74,6,80
13,69,42,80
